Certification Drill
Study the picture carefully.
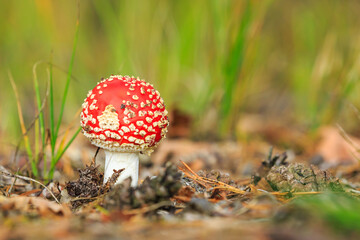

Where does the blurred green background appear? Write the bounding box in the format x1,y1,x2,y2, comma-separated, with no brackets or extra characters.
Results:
1,0,360,145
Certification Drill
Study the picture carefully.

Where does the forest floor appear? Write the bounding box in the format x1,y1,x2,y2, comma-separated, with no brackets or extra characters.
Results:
1,124,360,240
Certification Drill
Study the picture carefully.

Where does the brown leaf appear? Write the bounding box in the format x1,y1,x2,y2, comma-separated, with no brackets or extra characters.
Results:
316,126,360,164
0,196,71,217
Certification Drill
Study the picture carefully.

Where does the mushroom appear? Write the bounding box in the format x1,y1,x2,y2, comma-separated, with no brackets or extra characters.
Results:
80,75,169,187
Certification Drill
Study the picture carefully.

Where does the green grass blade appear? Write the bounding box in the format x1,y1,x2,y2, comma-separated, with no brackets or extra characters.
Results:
34,118,39,165
48,54,55,155
220,0,252,132
9,71,38,176
33,62,46,150
54,15,79,140
47,126,81,180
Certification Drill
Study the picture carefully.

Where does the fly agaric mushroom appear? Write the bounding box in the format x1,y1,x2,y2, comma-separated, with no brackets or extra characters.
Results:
80,75,169,187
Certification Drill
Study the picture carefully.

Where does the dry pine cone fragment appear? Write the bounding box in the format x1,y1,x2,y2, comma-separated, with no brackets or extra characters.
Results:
266,163,344,192
65,164,106,208
104,162,182,210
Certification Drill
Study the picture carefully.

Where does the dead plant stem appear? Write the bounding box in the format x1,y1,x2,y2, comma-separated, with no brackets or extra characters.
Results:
0,171,60,204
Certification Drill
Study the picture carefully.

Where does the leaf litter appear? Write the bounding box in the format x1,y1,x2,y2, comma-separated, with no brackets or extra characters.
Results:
1,140,360,239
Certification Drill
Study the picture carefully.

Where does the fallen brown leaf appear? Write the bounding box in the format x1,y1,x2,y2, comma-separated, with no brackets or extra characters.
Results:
316,126,360,164
0,196,71,217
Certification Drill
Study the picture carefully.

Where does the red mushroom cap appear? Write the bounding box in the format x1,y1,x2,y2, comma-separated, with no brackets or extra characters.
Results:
80,75,169,154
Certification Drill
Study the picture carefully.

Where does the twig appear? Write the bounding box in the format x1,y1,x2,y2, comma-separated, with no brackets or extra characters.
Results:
270,191,321,196
212,185,246,194
92,147,100,165
70,196,101,202
336,123,360,161
180,160,201,177
0,171,60,204
336,123,360,150
179,160,247,194
7,175,18,197
350,103,360,122
122,201,173,215
0,187,6,196
350,189,360,194
179,166,210,188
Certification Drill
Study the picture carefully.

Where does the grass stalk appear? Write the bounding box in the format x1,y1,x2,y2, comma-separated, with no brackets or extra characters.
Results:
9,71,38,177
33,62,46,155
220,0,252,135
54,15,79,141
47,5,79,180
49,54,55,156
34,118,39,165
48,126,81,180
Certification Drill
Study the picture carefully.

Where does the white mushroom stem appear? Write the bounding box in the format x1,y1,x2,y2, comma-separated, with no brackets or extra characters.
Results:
103,151,139,187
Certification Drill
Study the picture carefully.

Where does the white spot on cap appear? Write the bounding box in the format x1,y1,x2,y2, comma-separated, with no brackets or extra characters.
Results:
148,126,155,132
129,123,136,131
155,111,162,117
132,95,139,100
123,117,130,124
145,134,156,143
128,110,136,118
121,126,130,133
87,90,92,98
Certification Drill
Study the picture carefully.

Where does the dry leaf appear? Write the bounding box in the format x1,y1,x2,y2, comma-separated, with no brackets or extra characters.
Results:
316,126,360,164
0,196,71,217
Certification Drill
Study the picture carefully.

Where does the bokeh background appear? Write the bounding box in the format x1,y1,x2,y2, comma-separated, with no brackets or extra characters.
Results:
1,0,360,148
